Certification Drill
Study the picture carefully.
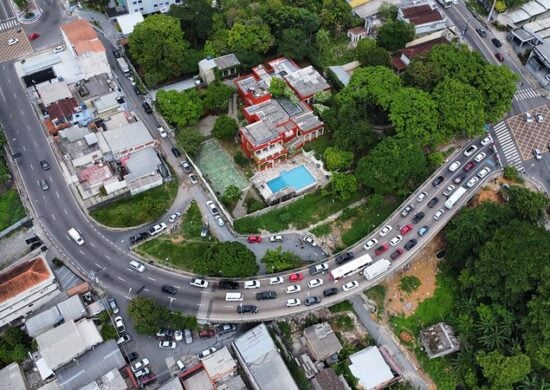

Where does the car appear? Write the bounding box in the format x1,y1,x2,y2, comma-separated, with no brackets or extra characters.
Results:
155,329,173,338
132,358,150,372
400,224,413,235
28,33,40,40
477,167,491,178
40,160,50,170
476,27,487,37
188,173,198,184
454,173,466,184
39,179,49,191
269,235,283,242
237,304,258,314
174,330,183,341
269,276,284,285
390,248,404,260
199,347,217,359
199,329,215,338
126,352,139,363
464,145,478,157
184,329,193,344
427,197,439,208
416,192,427,202
176,359,186,371
113,49,121,58
418,226,429,236
404,239,418,250
379,225,392,237
129,260,145,272
171,148,182,158
218,279,239,289
215,324,236,335
215,215,225,227
7,38,19,45
206,200,219,215
190,278,208,288
161,285,177,295
181,160,192,173
200,224,209,238
243,280,261,289
304,296,322,306
412,212,425,224
524,112,533,123
323,287,338,297
117,334,132,345
466,177,479,188
363,238,378,250
432,176,444,186
342,281,359,292
536,113,544,123
247,235,262,243
114,316,125,333
495,52,504,62
53,45,65,53
134,367,150,378
474,152,487,163
157,126,168,138
129,232,147,244
390,235,402,247
108,298,119,314
308,278,324,288
256,291,277,300
142,102,153,114
400,204,415,217
491,38,502,47
148,223,166,236
159,340,176,349
463,162,476,172
533,148,542,160
480,135,493,146
375,243,389,256
303,236,317,246
443,185,455,197
286,285,301,294
288,273,304,282
335,252,354,265
309,262,329,275
286,298,301,307
433,208,445,220
168,212,181,223
448,161,461,172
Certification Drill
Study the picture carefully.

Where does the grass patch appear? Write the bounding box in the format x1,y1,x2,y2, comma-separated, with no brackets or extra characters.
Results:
234,190,363,233
310,223,331,237
365,285,386,318
331,315,354,331
90,180,178,227
182,201,203,239
328,300,354,313
0,189,25,231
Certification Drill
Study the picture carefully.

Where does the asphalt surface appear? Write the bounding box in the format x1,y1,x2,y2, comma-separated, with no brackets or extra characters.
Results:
0,0,14,21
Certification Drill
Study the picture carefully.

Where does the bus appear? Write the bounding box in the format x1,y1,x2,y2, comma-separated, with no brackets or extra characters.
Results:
329,254,373,281
438,0,452,8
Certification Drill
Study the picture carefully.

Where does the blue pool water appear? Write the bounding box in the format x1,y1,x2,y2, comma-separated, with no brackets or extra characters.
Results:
267,165,316,193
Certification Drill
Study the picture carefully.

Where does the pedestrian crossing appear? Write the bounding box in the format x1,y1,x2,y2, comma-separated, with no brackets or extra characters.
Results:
0,18,18,32
492,121,524,171
514,88,540,101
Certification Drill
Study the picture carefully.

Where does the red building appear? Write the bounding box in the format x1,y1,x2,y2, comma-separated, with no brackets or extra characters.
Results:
235,58,329,170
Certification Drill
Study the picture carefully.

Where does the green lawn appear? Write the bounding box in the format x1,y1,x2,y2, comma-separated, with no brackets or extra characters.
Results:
182,201,202,239
90,180,178,228
0,189,25,231
365,285,386,318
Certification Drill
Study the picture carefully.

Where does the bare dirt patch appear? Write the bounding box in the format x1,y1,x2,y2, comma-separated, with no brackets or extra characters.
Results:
320,219,353,251
471,177,507,206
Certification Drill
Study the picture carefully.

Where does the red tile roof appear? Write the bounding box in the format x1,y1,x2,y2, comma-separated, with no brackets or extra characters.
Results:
61,20,105,55
392,38,448,71
401,4,444,25
0,257,52,303
348,26,367,35
48,97,78,120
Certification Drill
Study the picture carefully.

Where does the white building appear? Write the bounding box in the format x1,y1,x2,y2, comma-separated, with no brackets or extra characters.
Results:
349,346,398,390
397,1,448,36
125,0,182,15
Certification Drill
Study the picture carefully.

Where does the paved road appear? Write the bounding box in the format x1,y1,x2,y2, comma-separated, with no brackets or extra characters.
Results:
0,0,14,22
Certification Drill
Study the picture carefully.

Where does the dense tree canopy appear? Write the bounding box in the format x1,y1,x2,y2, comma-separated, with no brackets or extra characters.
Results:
0,327,32,365
331,172,358,200
156,89,203,129
167,0,214,47
212,115,239,140
506,185,549,222
176,128,204,157
278,28,310,60
202,81,234,114
197,241,258,277
323,147,354,171
355,38,391,68
262,247,302,273
128,297,197,335
376,20,415,52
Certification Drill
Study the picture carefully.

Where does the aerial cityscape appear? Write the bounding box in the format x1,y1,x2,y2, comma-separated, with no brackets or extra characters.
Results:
0,0,548,388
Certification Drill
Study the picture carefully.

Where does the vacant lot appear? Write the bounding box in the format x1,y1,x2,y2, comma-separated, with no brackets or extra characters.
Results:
0,189,25,231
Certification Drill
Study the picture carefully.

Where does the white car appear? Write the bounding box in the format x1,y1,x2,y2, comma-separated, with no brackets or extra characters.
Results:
416,192,427,202
363,238,378,250
159,340,176,349
448,161,461,172
443,185,455,197
303,236,317,246
286,298,301,307
116,334,131,345
190,278,208,288
215,215,225,227
308,278,324,288
199,347,217,359
269,276,284,285
53,45,65,53
474,152,487,163
174,330,183,341
148,223,167,236
379,225,392,237
466,177,479,188
206,200,219,215
389,235,402,247
168,212,181,223
433,208,445,221
132,358,150,372
188,173,198,184
7,38,19,46
464,145,478,157
176,359,186,371
129,260,145,272
157,126,168,138
114,316,125,333
269,235,283,242
342,281,359,292
536,113,544,123
477,167,491,178
134,367,150,378
481,135,493,146
286,285,301,294
243,280,260,289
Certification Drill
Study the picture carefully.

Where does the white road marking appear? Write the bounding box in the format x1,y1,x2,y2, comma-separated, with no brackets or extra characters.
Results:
56,191,60,198
200,291,210,294
105,255,112,260
124,295,131,300
148,277,156,281
30,164,33,170
89,242,96,248
79,249,85,255
20,109,23,115
197,303,205,306
64,209,68,215
174,285,181,289
118,276,125,282
51,214,56,221
94,262,102,268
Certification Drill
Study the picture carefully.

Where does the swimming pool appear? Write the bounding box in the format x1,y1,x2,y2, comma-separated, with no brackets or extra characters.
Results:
266,165,316,193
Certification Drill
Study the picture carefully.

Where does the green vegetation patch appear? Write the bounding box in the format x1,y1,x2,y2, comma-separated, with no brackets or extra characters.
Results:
328,300,354,313
399,275,421,294
365,285,386,317
182,201,203,239
136,237,212,272
310,223,331,237
331,315,354,331
0,189,25,231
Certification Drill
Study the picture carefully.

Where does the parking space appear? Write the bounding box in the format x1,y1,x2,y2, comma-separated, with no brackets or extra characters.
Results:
0,29,32,62
507,104,550,161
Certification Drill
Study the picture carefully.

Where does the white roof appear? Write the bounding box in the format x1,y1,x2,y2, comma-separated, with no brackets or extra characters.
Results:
92,91,121,114
36,81,72,106
521,1,545,15
508,9,531,24
0,363,26,390
202,346,236,380
102,121,154,154
124,147,161,182
349,347,394,390
116,12,144,35
26,306,62,337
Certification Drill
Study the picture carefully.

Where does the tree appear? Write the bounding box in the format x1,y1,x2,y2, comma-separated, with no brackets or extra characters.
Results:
167,0,214,48
156,89,203,129
234,151,249,166
197,241,258,277
168,310,198,330
176,128,204,157
476,350,531,388
315,28,330,57
399,275,421,293
368,193,384,210
202,82,234,114
506,185,549,222
268,6,320,37
427,151,445,169
376,20,415,52
0,327,32,365
344,66,402,110
378,2,398,19
128,297,170,335
262,246,302,273
474,64,518,122
129,14,192,87
226,22,275,67
332,172,358,200
427,43,485,85
278,28,310,60
100,324,118,341
319,0,356,33
402,58,444,92
355,39,391,68
323,147,354,171
212,115,239,140
222,185,241,206
523,294,550,370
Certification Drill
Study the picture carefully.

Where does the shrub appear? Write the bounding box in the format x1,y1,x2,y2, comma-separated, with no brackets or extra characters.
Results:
503,166,523,183
399,275,421,294
234,151,249,166
212,115,238,140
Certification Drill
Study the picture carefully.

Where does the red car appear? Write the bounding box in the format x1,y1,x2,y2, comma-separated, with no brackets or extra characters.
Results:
288,272,304,282
400,224,413,235
495,52,504,62
199,329,215,338
247,235,262,243
390,248,404,260
375,243,389,256
28,33,40,41
463,161,476,172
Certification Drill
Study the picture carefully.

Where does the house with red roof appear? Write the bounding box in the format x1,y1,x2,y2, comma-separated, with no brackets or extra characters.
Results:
398,1,448,36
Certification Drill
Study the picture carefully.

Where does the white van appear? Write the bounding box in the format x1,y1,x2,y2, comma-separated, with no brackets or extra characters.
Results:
68,228,84,245
225,292,243,302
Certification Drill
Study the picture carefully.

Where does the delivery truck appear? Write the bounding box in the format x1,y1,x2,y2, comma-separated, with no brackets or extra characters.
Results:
363,259,391,281
444,186,467,209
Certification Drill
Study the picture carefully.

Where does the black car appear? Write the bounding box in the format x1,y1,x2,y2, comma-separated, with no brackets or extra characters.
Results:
491,38,502,47
161,285,177,295
335,252,354,265
427,197,439,208
453,173,466,184
412,212,425,224
256,291,277,300
216,324,236,335
404,239,418,250
304,296,322,306
129,232,148,244
142,101,153,114
237,305,258,314
476,28,487,37
113,49,121,58
126,352,139,363
25,236,41,244
432,176,444,186
156,328,173,338
40,160,50,170
323,288,338,297
218,280,239,290
171,147,182,157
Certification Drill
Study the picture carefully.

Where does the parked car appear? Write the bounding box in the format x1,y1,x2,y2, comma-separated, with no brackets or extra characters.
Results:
132,358,150,372
536,113,544,123
168,212,181,223
476,28,487,37
335,252,354,265
323,287,338,297
174,330,183,341
161,285,177,295
129,260,145,272
215,324,236,335
481,135,493,146
256,291,277,300
28,32,40,40
141,373,157,385
416,192,427,202
142,101,153,114
308,278,324,288
215,215,225,227
400,224,413,235
7,38,19,45
491,37,502,47
412,212,425,224
157,126,167,138
391,249,404,260
129,232,147,244
190,278,208,288
39,179,49,191
176,360,186,371
108,298,119,314
443,185,455,197
427,197,439,208
433,208,445,221
466,177,479,188
148,223,166,236
243,280,261,289
181,160,192,173
53,45,65,53
404,239,418,250
288,273,303,282
188,173,198,184
432,176,444,186
418,226,430,236
126,352,139,362
134,367,150,378
206,200,219,215
303,236,317,246
269,235,283,242
389,235,402,247
379,225,392,237
199,347,217,359
454,173,466,184
448,161,461,172
477,167,491,178
533,148,542,160
286,285,301,294
474,152,486,163
304,296,322,306
184,329,193,344
156,329,173,338
464,145,478,157
158,340,176,349
495,52,504,62
342,281,359,292
199,329,215,338
114,316,125,333
237,305,258,314
269,276,284,285
247,235,262,243
286,298,301,307
171,148,182,158
218,279,239,289
374,243,389,256
117,334,132,345
463,162,476,172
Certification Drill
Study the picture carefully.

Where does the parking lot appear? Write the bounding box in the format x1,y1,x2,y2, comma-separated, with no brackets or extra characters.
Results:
507,104,550,161
0,29,32,62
